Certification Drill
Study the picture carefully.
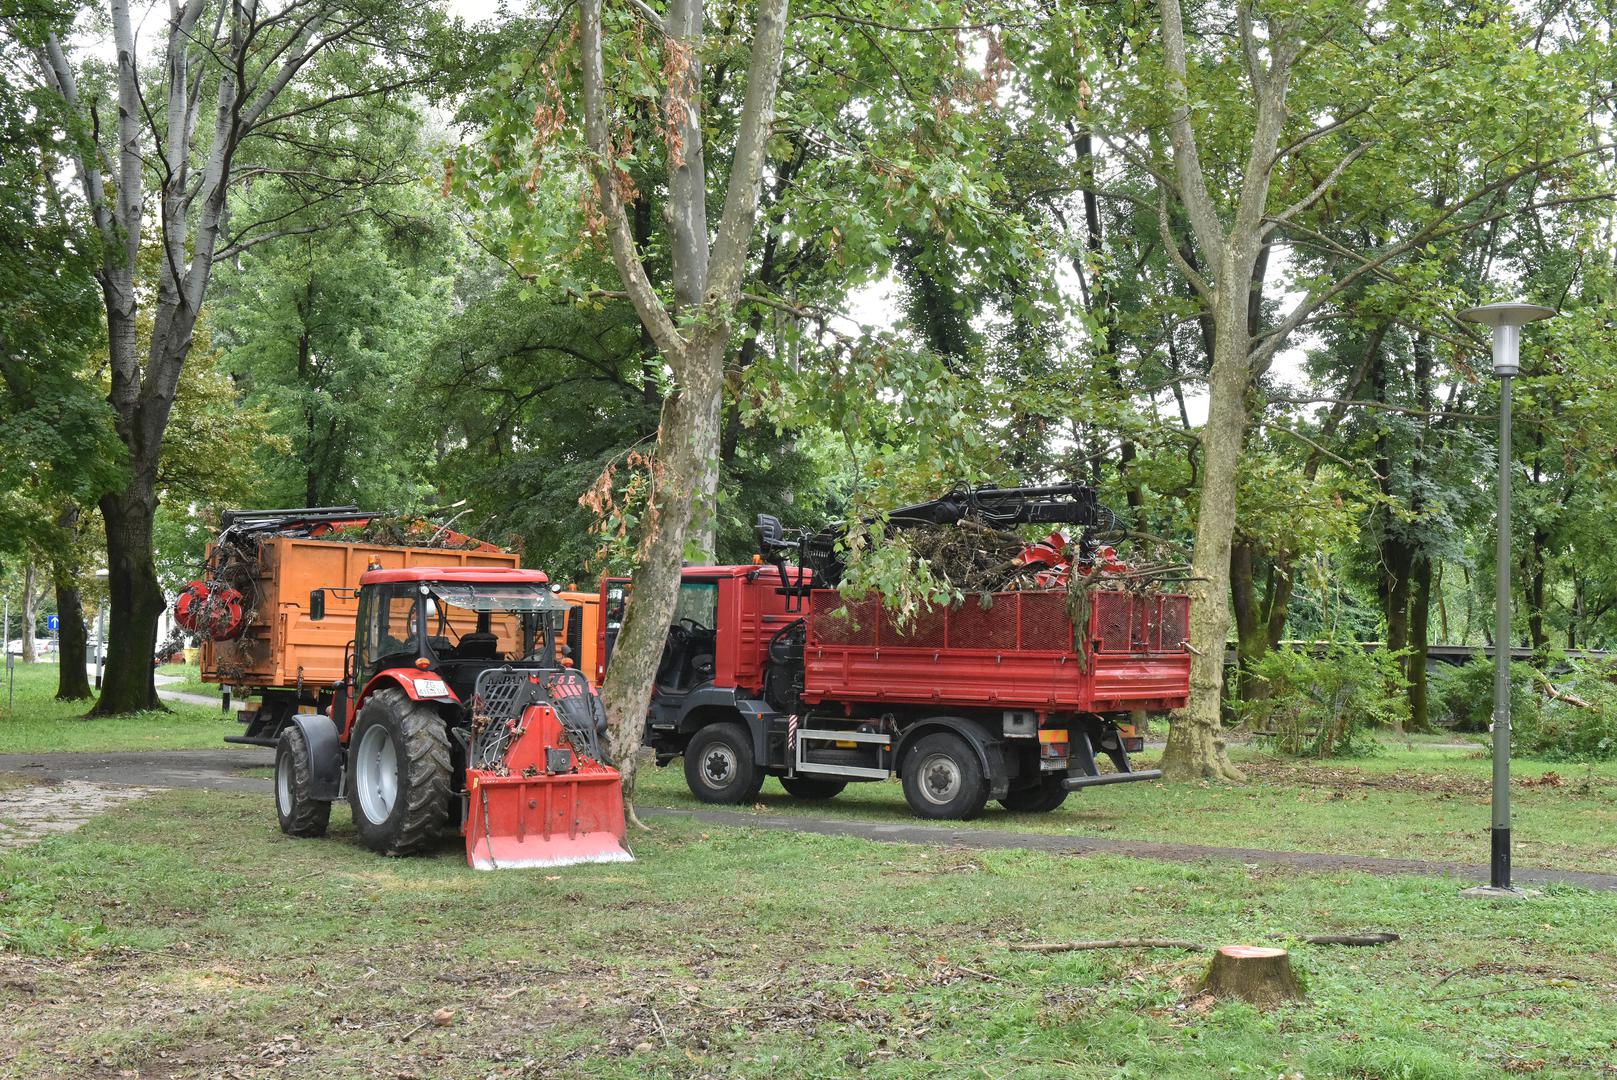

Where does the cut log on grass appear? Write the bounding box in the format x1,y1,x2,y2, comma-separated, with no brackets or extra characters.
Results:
1200,945,1304,1006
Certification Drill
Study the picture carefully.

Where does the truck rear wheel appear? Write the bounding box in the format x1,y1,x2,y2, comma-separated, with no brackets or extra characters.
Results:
998,777,1068,813
779,776,847,800
684,722,765,804
347,688,451,856
902,732,989,820
275,726,331,837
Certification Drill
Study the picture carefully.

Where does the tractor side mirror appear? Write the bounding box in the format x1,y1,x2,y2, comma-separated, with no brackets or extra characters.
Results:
309,590,326,621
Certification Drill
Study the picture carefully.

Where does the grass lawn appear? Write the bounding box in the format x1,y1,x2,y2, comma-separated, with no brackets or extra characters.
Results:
631,746,1617,876
0,664,233,754
1,790,1614,1079
154,661,223,699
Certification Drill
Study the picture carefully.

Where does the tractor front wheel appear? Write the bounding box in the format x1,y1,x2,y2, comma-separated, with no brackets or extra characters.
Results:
684,722,765,804
348,688,451,856
998,776,1068,813
902,732,989,820
779,776,847,800
275,725,331,837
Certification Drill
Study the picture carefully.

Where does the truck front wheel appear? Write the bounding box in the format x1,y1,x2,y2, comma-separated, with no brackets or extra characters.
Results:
347,688,451,856
275,726,331,837
684,722,765,804
902,732,989,820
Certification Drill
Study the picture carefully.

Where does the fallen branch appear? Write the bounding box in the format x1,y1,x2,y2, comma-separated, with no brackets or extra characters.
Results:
1008,931,1398,954
1531,669,1594,709
1008,938,1208,953
1281,932,1400,947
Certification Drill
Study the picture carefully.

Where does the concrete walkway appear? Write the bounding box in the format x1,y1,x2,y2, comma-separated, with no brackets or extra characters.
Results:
2,747,1614,891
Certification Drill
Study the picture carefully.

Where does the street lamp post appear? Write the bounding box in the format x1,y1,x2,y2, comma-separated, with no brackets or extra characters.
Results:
1459,301,1555,898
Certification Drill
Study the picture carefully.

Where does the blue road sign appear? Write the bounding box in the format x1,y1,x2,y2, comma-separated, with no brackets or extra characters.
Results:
46,615,60,631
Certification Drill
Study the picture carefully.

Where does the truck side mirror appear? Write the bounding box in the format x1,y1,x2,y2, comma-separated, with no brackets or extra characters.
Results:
309,590,325,621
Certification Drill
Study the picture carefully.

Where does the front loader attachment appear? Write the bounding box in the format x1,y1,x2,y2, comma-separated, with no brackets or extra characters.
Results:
464,669,632,870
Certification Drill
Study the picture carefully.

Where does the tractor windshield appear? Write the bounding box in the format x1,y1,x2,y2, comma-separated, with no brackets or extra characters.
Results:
426,582,570,613
420,581,573,668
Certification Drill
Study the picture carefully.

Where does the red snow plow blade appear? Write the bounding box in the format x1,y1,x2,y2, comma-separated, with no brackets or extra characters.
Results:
464,670,631,870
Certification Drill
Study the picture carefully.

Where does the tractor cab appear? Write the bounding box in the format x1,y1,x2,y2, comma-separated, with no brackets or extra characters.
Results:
321,568,573,732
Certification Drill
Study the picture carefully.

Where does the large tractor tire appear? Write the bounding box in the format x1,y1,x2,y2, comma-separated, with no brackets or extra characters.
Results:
347,688,451,856
998,776,1069,813
902,731,990,820
779,776,847,800
684,722,765,804
275,725,331,837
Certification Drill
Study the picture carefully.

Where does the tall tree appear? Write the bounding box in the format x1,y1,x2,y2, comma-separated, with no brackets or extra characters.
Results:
1130,0,1609,778
573,0,789,804
26,0,433,712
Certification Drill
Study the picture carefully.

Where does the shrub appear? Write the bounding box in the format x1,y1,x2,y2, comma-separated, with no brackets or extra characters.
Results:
1431,656,1617,760
1232,642,1409,757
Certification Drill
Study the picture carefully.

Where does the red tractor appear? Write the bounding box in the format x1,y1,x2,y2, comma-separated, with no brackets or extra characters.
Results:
621,483,1192,820
276,566,630,868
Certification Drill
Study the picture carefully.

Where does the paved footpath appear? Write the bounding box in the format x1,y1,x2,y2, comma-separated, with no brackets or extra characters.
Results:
3,748,1615,891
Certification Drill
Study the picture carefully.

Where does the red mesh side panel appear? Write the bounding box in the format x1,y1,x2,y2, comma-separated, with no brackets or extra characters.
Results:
1159,595,1190,651
1019,592,1076,652
1093,592,1132,653
809,592,877,647
948,596,1017,650
881,603,947,648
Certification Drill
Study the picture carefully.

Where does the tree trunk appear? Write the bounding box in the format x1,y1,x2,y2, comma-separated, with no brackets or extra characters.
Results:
1161,282,1249,783
53,505,93,700
1230,541,1268,702
91,487,164,714
1408,555,1431,730
20,562,38,663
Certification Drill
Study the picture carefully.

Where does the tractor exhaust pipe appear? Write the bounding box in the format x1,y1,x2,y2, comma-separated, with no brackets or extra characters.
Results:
1062,768,1164,791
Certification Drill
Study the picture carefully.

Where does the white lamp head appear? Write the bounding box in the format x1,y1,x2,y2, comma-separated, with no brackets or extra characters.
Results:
1459,302,1556,376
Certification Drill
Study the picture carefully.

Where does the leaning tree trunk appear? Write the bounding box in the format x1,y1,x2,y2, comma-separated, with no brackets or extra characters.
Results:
1161,283,1249,783
598,337,727,802
92,486,164,714
53,505,92,700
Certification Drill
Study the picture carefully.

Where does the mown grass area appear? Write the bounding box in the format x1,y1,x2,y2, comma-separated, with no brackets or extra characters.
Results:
0,664,232,754
1,789,1614,1079
631,745,1617,876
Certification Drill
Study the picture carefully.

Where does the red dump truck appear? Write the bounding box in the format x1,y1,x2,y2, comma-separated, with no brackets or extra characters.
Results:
626,483,1193,819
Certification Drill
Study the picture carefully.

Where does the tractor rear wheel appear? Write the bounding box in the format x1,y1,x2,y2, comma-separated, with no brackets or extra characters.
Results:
998,776,1068,813
779,776,847,800
275,725,331,837
347,688,451,856
684,722,765,804
902,732,989,820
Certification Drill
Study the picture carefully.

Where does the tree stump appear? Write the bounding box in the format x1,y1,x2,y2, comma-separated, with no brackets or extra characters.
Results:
1199,945,1304,1006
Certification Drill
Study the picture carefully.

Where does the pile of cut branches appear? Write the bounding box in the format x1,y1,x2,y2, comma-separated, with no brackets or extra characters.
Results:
317,515,482,550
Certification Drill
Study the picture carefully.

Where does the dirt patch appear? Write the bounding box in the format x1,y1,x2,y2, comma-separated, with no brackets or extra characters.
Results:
1238,758,1490,798
0,780,158,851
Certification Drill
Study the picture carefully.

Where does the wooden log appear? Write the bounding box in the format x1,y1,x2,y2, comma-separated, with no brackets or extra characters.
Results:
1199,945,1304,1006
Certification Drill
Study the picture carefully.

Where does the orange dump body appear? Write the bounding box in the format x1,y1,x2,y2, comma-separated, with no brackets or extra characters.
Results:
200,534,519,692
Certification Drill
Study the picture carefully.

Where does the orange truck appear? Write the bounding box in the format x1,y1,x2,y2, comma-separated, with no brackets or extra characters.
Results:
179,507,599,746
